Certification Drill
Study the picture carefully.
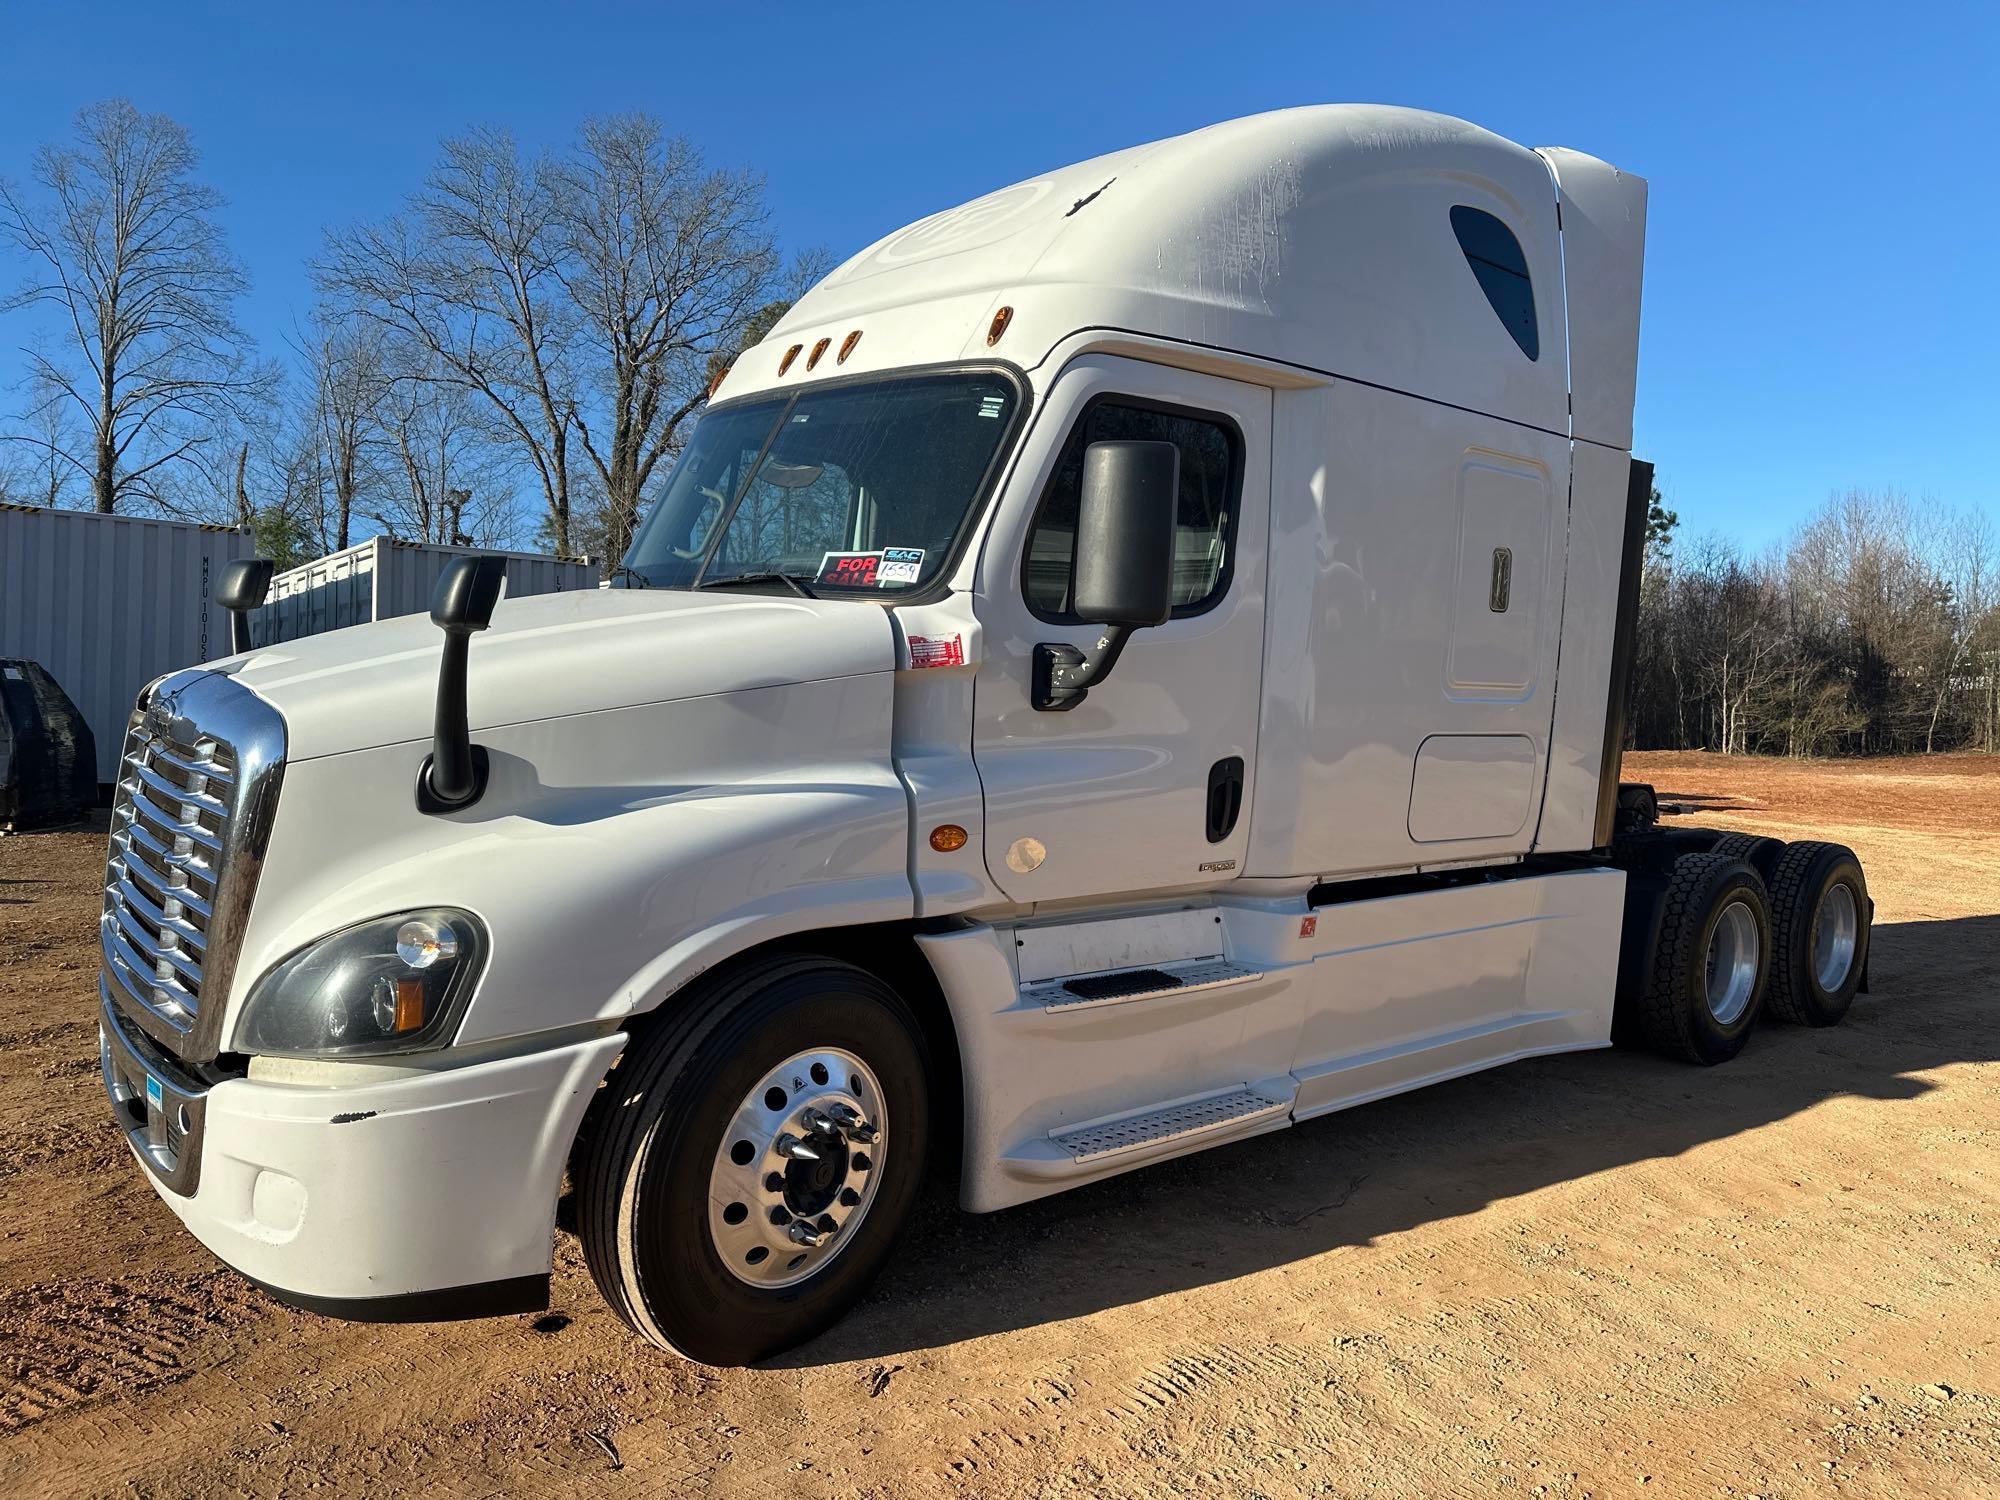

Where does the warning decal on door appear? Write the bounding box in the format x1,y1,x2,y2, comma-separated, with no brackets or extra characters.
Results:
907,633,966,669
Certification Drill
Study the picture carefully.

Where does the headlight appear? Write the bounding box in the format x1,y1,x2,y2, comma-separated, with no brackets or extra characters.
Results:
234,908,486,1058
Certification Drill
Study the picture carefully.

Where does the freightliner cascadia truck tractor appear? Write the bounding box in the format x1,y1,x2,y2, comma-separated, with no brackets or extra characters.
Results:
96,105,1872,1365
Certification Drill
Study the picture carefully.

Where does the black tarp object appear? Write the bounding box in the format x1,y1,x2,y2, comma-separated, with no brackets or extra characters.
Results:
0,660,99,830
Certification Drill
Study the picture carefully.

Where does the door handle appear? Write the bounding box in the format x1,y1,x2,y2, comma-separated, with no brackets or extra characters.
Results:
1206,757,1245,843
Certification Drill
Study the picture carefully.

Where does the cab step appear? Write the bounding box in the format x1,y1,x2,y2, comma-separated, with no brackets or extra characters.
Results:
995,1081,1296,1188
1051,1085,1289,1162
1022,957,1263,1013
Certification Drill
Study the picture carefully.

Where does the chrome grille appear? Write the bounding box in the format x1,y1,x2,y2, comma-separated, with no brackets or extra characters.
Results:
100,669,285,1063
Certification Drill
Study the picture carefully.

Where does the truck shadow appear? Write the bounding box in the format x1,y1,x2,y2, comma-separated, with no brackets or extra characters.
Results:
779,912,1999,1365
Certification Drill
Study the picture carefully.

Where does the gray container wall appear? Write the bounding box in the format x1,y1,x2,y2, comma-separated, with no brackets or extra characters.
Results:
250,537,599,647
0,504,254,784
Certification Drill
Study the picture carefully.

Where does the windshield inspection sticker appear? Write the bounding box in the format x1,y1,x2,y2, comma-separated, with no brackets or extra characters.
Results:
817,551,882,587
877,547,925,585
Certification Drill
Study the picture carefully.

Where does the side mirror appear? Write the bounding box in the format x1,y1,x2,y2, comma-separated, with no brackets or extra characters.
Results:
216,558,275,655
1033,440,1179,711
418,555,507,812
1072,440,1178,627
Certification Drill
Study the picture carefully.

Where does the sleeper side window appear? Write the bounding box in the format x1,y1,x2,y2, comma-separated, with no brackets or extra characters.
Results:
1450,205,1540,360
1023,399,1242,622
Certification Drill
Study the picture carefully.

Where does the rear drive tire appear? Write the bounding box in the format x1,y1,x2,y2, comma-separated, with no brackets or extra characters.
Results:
1707,831,1785,875
1764,841,1870,1027
576,955,930,1365
1639,853,1773,1065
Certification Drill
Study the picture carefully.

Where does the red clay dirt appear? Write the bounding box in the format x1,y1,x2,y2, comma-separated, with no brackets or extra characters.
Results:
1,751,1996,1497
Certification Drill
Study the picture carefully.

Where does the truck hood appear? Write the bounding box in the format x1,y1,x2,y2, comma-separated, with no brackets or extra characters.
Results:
223,589,898,761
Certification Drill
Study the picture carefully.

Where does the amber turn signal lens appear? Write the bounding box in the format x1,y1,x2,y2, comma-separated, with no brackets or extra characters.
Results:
838,329,862,364
707,363,731,397
985,305,1013,346
929,824,969,853
778,343,802,375
393,977,427,1033
807,337,832,370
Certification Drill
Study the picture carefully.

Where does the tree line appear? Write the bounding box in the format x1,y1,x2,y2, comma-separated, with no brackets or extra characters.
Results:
0,99,817,565
1631,487,2000,756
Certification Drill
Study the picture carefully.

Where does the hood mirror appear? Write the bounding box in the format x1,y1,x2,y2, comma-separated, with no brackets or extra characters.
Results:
418,554,507,813
216,558,275,655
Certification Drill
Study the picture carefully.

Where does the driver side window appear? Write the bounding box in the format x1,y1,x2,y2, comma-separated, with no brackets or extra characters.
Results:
1022,399,1242,621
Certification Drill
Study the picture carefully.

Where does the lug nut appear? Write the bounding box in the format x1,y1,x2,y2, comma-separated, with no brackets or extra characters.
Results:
788,1218,824,1247
777,1133,819,1161
825,1103,878,1144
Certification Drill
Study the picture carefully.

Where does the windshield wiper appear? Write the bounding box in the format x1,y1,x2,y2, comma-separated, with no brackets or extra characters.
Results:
694,571,818,599
605,563,650,589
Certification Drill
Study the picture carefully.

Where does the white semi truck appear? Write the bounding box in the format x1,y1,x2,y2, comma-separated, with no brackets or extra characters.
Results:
96,106,1871,1365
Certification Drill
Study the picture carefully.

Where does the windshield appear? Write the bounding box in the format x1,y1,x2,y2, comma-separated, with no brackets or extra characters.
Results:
621,371,1020,595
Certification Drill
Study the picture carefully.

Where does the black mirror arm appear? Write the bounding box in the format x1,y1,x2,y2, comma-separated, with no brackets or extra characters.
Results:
1032,623,1137,711
420,626,488,809
417,554,506,813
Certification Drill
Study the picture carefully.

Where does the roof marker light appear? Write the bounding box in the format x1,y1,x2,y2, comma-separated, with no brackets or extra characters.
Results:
807,337,832,371
986,306,1013,347
778,344,803,376
838,329,862,364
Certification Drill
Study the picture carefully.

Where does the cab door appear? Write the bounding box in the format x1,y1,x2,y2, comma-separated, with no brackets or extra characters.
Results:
971,356,1270,904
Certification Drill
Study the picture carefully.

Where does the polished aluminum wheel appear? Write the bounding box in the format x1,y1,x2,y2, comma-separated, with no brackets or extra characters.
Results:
1703,898,1761,1025
707,1047,886,1288
1812,881,1859,992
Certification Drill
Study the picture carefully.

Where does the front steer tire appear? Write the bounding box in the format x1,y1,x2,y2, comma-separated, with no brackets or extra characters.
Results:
576,955,930,1365
1637,853,1774,1066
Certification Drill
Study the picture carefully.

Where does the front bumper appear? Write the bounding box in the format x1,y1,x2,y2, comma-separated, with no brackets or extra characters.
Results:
101,991,625,1317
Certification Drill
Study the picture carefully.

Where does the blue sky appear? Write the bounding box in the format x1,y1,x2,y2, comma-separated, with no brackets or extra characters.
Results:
1,1,1993,548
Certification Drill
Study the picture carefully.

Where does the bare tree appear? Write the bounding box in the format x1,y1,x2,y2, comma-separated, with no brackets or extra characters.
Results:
375,353,511,544
319,129,580,548
291,310,391,549
319,116,819,558
0,100,272,512
557,116,808,562
0,377,82,506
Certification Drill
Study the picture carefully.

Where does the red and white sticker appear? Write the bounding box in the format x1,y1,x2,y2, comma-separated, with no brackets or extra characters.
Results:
907,633,966,669
817,551,881,586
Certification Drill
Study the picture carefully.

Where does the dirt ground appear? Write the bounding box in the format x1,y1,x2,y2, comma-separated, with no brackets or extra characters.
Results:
2,750,1997,1498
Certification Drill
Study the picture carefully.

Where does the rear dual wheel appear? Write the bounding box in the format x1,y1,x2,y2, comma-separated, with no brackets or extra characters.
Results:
576,955,929,1366
1764,841,1869,1027
1638,853,1774,1065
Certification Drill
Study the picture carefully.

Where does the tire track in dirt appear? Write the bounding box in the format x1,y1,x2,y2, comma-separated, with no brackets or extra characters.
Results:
0,1272,262,1433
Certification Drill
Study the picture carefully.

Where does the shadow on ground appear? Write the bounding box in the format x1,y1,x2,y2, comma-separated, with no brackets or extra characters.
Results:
778,912,1998,1365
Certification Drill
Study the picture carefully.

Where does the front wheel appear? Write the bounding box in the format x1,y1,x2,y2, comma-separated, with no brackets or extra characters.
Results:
576,955,930,1365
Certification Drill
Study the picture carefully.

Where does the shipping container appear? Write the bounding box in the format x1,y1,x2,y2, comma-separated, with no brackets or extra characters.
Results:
0,503,254,785
249,536,599,647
